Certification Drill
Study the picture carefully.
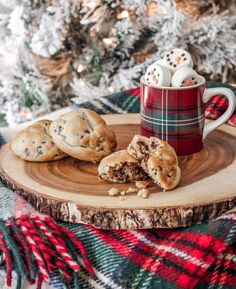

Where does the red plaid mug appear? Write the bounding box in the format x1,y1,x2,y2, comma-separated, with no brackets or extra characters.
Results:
140,76,236,155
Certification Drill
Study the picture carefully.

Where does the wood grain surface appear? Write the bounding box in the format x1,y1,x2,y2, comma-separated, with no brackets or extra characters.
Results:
0,114,235,229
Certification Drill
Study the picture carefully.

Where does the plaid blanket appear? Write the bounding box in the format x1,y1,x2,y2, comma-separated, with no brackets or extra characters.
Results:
0,82,236,289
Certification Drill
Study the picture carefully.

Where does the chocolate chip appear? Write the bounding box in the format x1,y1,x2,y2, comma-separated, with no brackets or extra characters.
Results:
151,142,157,149
24,148,30,156
136,141,149,152
148,72,150,75
194,81,198,84
173,64,177,67
181,53,185,56
37,146,43,155
184,58,187,61
166,54,169,57
167,58,170,61
84,129,90,134
154,68,156,71
41,141,47,144
58,125,63,133
170,51,174,54
169,62,173,65
192,77,195,80
157,74,160,77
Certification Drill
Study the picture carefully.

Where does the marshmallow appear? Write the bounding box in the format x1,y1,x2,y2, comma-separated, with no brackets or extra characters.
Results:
144,64,171,87
171,66,200,87
163,48,193,73
154,58,174,75
153,59,166,66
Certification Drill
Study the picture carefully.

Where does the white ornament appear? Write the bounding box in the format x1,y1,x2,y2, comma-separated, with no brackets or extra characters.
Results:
144,64,171,87
163,48,193,73
171,66,200,87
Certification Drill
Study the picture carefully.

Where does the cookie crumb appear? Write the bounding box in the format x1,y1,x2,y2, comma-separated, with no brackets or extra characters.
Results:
108,187,120,196
119,195,125,201
120,191,126,196
135,180,149,189
127,187,138,193
137,189,149,199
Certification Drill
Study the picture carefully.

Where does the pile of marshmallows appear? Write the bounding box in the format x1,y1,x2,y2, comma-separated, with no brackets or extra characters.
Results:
144,48,201,88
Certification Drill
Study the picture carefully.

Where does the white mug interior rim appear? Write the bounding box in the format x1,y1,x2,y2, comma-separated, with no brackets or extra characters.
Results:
140,75,206,90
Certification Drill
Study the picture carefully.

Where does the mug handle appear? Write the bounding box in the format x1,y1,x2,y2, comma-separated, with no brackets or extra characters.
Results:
203,87,236,139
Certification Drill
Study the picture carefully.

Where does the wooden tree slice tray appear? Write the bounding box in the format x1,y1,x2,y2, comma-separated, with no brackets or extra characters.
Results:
0,114,236,229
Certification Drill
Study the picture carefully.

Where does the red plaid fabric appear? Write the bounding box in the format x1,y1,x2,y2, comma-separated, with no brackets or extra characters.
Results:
80,208,236,289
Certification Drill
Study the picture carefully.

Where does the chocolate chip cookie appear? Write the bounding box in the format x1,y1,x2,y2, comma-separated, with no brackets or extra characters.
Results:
50,109,117,162
10,120,67,162
127,135,181,190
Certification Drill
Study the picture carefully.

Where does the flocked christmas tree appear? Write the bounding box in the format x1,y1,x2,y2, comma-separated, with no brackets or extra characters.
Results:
0,0,235,125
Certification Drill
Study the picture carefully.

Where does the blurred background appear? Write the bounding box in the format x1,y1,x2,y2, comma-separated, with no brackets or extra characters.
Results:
0,0,235,126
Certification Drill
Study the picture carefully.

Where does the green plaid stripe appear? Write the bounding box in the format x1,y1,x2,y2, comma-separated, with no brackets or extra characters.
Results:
141,114,204,133
141,111,205,123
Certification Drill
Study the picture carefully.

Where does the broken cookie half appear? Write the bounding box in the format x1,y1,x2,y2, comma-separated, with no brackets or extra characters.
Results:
98,149,148,183
127,135,181,190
